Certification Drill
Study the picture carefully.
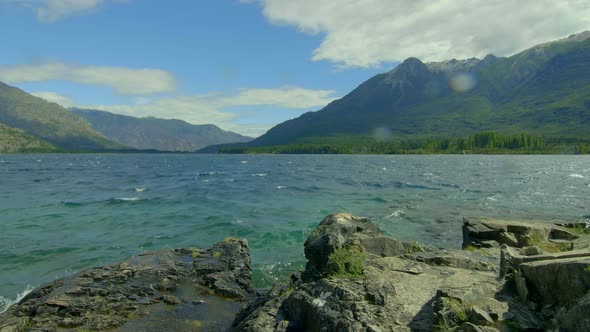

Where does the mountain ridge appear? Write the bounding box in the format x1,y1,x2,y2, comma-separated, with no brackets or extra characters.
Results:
244,31,590,148
0,82,124,151
71,108,253,152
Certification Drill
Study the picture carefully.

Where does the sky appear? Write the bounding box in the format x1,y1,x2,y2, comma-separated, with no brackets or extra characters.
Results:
0,1,589,137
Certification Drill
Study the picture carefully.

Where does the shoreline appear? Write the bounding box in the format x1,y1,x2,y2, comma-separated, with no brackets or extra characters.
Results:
1,214,589,331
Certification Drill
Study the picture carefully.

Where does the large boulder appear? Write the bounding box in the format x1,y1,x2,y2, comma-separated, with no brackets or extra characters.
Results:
302,213,407,280
234,214,525,332
0,238,254,331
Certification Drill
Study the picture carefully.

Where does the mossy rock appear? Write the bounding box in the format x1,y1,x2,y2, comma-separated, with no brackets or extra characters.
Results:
324,245,367,278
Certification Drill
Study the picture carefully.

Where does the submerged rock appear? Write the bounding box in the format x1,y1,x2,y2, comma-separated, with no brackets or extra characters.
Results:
0,238,254,331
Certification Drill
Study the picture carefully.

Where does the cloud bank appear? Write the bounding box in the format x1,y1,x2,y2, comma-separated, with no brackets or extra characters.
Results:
4,0,126,22
247,0,590,67
0,62,177,95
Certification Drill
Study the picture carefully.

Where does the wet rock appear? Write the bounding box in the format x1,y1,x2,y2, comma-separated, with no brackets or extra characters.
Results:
0,238,254,331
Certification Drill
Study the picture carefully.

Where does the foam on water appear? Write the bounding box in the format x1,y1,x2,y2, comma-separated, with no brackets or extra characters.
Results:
0,285,34,314
569,173,586,179
384,209,405,218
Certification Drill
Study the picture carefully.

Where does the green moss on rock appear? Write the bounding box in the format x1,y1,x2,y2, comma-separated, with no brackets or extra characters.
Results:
325,245,366,278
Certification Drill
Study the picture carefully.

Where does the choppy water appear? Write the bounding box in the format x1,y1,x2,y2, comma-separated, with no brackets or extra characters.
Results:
1,154,589,311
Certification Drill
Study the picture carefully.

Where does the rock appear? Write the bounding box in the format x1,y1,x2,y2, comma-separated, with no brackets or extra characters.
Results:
524,246,543,256
235,214,517,332
462,217,578,251
460,322,500,332
519,256,590,306
0,239,254,331
302,213,406,280
554,290,590,331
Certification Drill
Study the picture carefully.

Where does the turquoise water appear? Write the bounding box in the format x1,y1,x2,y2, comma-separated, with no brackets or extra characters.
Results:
1,154,589,309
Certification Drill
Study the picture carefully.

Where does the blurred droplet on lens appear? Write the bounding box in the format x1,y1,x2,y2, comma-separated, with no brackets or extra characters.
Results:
449,73,477,92
373,127,392,142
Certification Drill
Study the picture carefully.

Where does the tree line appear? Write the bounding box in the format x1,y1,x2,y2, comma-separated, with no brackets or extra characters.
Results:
219,131,590,154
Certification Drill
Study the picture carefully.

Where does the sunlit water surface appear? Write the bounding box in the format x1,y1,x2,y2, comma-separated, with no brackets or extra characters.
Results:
1,154,589,310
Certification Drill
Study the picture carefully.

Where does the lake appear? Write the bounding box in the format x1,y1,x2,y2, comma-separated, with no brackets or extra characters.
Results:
1,154,589,311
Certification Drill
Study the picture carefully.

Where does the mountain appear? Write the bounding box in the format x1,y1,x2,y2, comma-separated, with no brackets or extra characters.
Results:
0,82,124,150
0,123,57,153
70,108,253,152
250,31,590,147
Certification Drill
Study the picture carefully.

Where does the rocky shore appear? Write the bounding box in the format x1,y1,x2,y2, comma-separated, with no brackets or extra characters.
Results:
1,214,589,331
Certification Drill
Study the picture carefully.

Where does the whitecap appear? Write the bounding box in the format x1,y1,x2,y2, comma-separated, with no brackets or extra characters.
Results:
117,197,140,201
252,173,267,177
569,174,586,179
154,234,175,239
134,188,147,192
487,196,498,201
0,285,34,314
384,210,405,219
276,186,287,189
240,161,248,164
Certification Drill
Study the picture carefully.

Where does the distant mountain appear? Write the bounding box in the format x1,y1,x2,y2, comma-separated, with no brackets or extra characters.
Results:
70,108,253,152
0,123,57,153
249,31,590,147
0,82,124,150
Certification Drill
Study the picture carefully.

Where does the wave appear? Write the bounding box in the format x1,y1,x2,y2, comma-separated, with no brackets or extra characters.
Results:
106,197,141,205
62,201,85,207
134,187,147,192
384,209,406,219
0,285,34,314
569,174,586,179
392,181,441,191
252,173,267,177
196,171,224,177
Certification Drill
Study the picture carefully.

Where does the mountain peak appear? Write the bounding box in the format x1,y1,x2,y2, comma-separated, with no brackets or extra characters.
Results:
387,57,430,79
426,57,481,73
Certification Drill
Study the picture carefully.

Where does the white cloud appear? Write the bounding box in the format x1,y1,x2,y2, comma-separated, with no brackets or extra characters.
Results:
4,0,127,22
0,62,177,95
45,86,337,137
247,0,590,67
30,91,76,107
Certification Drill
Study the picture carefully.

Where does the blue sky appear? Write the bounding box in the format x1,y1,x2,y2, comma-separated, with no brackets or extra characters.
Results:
0,0,588,137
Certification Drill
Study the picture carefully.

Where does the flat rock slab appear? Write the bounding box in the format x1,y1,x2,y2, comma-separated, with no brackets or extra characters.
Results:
0,238,254,332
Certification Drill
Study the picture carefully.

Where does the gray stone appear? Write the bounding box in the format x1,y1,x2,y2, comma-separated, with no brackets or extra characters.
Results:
0,239,255,331
519,256,590,306
555,290,590,332
524,246,543,256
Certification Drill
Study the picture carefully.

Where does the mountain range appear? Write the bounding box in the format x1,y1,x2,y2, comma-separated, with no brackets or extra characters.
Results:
242,31,590,149
0,82,123,152
2,32,589,154
70,108,252,152
0,82,252,152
